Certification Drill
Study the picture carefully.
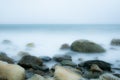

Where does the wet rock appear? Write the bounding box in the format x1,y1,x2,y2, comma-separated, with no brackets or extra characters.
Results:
0,61,25,80
111,39,120,46
53,55,72,62
0,52,14,63
25,70,35,79
27,74,44,80
2,40,12,44
114,74,120,78
99,73,120,80
40,56,52,62
60,43,70,50
71,39,105,53
18,55,43,69
90,64,103,73
78,60,111,72
54,66,85,80
27,74,54,80
17,51,30,57
60,60,77,67
26,43,35,47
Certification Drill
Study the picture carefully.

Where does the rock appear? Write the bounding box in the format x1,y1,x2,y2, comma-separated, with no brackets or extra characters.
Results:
18,55,43,69
17,51,30,57
71,39,105,53
99,73,120,80
53,55,72,62
27,74,54,80
0,60,25,80
60,43,70,50
60,60,77,67
40,56,52,62
54,66,85,80
111,39,120,46
90,64,103,73
27,74,44,80
2,40,12,44
0,52,14,63
26,43,35,47
78,60,111,71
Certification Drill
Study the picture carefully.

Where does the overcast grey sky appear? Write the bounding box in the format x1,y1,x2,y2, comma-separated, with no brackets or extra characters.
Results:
0,0,120,24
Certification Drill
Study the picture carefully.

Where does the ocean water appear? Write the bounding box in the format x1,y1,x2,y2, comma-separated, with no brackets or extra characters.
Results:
0,24,120,68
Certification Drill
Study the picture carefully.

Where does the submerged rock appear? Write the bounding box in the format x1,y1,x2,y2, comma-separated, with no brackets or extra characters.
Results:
60,43,70,50
53,55,72,62
17,51,30,57
18,55,43,69
78,60,111,72
0,52,14,63
26,43,35,47
54,66,84,80
2,40,12,44
71,39,105,53
111,39,120,46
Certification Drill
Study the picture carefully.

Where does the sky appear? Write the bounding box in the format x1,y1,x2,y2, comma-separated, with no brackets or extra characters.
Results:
0,0,120,24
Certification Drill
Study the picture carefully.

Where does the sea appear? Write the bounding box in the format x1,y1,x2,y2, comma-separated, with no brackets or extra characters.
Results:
0,24,120,68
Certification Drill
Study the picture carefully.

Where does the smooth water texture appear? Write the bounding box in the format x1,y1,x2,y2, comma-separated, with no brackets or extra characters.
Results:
0,24,120,67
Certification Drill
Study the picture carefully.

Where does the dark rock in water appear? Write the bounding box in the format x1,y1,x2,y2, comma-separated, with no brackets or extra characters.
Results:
0,52,14,63
18,55,43,69
111,39,120,46
60,43,70,50
25,70,35,79
60,60,77,67
71,39,105,53
2,40,12,44
40,56,52,62
78,60,111,71
32,65,49,72
114,74,120,78
53,55,72,62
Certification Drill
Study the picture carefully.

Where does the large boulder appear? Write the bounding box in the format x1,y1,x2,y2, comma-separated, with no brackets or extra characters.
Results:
78,60,111,72
0,61,25,80
18,55,43,69
0,52,14,63
111,39,120,46
71,39,105,53
54,66,85,80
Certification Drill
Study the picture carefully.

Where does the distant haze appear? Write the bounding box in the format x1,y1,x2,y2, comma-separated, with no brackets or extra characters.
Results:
0,0,120,24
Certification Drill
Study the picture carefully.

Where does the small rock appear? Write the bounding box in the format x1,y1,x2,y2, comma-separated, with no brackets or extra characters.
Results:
111,39,120,46
90,64,103,72
60,43,70,50
60,60,77,67
99,73,120,80
26,43,35,47
27,74,44,80
0,52,14,63
71,39,106,53
53,54,72,62
40,56,52,62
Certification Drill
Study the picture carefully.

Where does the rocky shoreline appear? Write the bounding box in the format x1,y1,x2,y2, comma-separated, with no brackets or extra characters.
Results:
0,39,120,80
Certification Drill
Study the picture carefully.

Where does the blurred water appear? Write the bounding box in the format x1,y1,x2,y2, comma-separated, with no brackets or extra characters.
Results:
0,24,120,67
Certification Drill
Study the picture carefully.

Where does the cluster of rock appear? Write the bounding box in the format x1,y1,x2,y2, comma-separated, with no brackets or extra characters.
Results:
0,39,120,80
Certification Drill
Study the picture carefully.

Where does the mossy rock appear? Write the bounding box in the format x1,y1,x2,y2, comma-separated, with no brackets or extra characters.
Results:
71,39,105,53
